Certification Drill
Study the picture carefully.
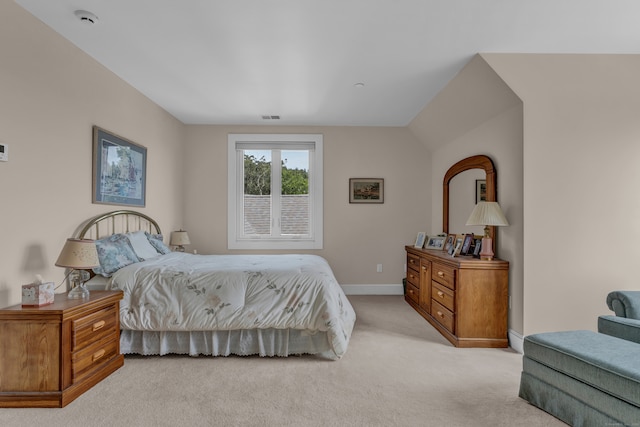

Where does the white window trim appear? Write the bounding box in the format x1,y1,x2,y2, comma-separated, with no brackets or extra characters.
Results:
227,134,323,250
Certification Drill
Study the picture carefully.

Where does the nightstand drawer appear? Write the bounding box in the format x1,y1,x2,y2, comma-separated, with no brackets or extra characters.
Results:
432,300,454,334
406,283,419,304
72,336,119,383
432,262,456,290
71,305,118,352
432,281,454,312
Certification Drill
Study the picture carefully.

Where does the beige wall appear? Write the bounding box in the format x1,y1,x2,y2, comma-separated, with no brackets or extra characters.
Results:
409,55,525,335
483,53,640,336
183,125,431,287
0,2,185,307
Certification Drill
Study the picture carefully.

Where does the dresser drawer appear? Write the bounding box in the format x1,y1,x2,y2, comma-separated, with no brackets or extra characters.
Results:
407,252,420,274
71,305,118,352
432,281,454,312
72,336,120,383
431,300,454,334
406,267,420,289
432,262,456,290
406,283,420,304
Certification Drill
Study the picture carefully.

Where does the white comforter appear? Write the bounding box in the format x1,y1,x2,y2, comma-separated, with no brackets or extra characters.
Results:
108,252,356,358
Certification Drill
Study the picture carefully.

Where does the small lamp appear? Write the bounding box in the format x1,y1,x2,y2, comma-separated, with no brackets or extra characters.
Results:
55,238,99,299
465,201,509,260
170,230,191,252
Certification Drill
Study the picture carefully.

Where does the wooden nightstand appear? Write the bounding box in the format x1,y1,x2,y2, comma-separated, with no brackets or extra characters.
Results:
0,290,124,407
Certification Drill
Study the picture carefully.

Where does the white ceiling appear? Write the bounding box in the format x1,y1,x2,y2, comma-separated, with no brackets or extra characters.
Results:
15,0,640,127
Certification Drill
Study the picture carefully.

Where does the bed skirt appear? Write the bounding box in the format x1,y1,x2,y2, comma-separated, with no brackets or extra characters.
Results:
120,328,338,360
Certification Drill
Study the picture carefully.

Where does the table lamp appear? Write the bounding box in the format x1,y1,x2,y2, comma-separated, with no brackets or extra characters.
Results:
170,230,191,252
55,238,99,299
465,201,509,260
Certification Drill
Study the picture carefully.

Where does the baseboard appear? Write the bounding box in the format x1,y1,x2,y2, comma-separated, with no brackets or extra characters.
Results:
341,284,404,295
509,329,524,354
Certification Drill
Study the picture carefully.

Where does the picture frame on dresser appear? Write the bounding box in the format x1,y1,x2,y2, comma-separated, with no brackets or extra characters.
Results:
472,238,483,257
460,233,474,256
425,235,445,250
444,234,456,252
414,232,426,248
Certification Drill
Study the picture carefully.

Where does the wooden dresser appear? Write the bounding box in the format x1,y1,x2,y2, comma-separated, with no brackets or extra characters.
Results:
0,290,124,407
405,246,509,348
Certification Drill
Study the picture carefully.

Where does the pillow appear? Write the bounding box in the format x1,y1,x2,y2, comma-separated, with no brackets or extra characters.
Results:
93,234,140,277
145,232,172,255
126,230,162,260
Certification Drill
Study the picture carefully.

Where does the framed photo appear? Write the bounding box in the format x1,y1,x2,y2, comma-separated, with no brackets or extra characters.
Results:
92,126,147,207
460,233,474,256
450,241,462,257
476,179,487,204
425,235,445,250
472,238,483,257
444,234,456,252
349,178,384,204
414,232,426,248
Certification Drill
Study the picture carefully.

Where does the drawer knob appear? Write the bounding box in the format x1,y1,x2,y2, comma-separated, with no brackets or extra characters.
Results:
409,289,414,295
421,266,426,270
437,291,444,298
437,271,444,277
437,311,444,318
92,348,106,362
92,320,106,331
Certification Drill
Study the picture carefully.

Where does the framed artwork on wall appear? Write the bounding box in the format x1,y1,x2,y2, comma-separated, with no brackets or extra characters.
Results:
349,178,384,203
476,179,487,204
92,126,147,207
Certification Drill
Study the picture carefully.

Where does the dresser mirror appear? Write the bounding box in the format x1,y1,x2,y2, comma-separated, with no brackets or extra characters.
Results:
443,155,497,253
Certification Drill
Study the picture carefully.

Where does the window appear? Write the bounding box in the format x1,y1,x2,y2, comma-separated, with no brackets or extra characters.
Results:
227,134,323,249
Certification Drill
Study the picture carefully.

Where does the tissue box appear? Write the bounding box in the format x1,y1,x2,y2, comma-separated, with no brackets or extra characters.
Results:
22,282,55,307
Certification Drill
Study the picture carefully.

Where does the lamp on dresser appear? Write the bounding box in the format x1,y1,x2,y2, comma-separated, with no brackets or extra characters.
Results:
55,238,99,299
465,201,509,260
170,230,191,252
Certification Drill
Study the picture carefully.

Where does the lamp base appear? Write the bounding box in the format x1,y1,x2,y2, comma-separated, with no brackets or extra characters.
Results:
68,270,90,299
68,282,90,299
479,237,495,261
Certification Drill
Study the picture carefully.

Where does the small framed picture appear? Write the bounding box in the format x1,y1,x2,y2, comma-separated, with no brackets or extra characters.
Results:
349,178,384,203
455,234,465,251
414,232,426,248
444,234,456,252
425,236,445,250
472,238,483,257
450,242,462,257
460,233,474,256
476,179,487,204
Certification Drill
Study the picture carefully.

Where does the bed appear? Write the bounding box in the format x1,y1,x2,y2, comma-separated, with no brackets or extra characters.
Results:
77,210,356,360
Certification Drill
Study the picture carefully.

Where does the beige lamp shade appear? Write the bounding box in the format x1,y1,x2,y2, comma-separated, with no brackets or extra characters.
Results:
170,230,191,246
466,201,509,228
55,238,100,269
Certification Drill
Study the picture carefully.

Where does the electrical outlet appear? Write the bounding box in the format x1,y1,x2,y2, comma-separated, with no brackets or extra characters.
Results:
376,263,383,273
0,143,7,162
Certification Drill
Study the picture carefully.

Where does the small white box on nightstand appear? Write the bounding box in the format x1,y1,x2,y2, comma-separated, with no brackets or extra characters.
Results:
22,282,55,307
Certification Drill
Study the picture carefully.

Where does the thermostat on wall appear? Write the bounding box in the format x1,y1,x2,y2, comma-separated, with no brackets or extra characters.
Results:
0,143,7,161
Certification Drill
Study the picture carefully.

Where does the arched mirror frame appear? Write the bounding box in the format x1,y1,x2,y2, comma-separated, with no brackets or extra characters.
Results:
443,154,497,253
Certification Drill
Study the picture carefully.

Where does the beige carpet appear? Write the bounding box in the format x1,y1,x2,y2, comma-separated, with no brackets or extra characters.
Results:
0,296,564,427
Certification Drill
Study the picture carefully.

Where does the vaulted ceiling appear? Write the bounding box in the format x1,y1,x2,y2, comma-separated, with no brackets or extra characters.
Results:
15,0,640,126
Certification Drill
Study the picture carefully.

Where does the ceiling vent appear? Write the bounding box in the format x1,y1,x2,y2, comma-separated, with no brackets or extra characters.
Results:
261,115,280,120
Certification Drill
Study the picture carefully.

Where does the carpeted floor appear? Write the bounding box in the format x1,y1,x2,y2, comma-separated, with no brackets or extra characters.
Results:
0,296,564,427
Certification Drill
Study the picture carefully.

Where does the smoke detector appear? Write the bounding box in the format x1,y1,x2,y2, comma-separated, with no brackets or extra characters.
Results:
74,10,99,25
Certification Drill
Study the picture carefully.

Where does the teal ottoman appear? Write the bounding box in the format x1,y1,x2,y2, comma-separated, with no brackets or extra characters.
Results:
519,330,640,426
